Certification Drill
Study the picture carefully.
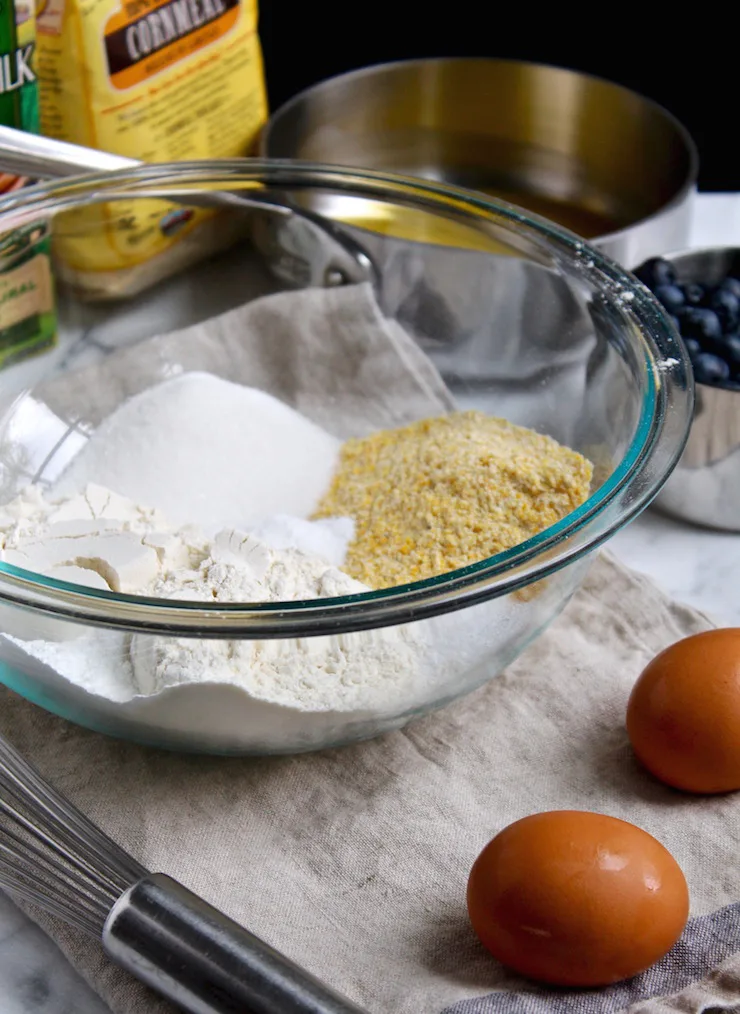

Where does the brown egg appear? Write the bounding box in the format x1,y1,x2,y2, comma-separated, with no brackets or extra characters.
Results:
627,629,740,793
467,810,688,987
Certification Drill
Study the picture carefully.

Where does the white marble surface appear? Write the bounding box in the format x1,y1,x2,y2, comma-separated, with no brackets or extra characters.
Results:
0,193,737,1014
610,507,740,625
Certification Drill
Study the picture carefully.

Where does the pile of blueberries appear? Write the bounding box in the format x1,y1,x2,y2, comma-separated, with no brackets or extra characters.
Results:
634,257,740,389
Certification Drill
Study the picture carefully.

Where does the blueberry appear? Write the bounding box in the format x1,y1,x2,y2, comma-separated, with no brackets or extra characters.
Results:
693,352,731,385
680,282,706,306
679,307,723,344
709,288,740,331
654,284,685,314
683,337,702,359
634,257,677,290
720,276,740,301
720,334,740,364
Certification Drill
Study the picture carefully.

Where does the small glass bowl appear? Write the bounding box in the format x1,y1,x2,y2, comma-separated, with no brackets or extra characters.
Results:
0,162,692,753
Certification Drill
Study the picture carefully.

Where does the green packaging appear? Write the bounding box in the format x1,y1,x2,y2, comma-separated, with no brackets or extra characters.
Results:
0,0,56,368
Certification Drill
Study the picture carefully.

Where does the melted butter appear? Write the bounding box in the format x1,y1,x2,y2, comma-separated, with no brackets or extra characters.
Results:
328,189,626,252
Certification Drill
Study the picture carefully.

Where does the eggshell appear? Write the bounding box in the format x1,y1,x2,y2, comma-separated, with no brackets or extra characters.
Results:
627,628,740,793
467,810,688,987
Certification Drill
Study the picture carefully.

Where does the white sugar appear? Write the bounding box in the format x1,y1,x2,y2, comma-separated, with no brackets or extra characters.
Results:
53,373,341,533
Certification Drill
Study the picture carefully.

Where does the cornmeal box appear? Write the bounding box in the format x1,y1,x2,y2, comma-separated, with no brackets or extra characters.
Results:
0,0,57,366
35,0,268,298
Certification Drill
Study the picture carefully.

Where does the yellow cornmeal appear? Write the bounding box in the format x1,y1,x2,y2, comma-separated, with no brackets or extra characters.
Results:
312,412,593,590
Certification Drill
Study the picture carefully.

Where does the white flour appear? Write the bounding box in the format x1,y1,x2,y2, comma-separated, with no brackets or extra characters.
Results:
129,522,424,712
0,481,426,737
53,373,342,532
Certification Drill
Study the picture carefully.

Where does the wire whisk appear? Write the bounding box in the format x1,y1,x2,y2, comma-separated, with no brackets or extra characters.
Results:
0,734,367,1014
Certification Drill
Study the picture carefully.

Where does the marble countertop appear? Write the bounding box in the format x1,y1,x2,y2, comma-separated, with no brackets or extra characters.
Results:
0,193,738,1014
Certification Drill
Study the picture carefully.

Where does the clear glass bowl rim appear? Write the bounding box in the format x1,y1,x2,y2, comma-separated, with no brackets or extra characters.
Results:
0,159,694,636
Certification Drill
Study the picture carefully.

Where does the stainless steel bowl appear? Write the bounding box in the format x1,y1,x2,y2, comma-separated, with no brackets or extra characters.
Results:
655,248,740,531
261,58,698,267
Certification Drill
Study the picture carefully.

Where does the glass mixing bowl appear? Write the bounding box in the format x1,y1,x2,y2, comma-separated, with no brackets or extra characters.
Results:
0,162,692,754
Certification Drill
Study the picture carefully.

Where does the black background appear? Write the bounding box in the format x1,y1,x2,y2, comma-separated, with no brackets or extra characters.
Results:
258,6,734,192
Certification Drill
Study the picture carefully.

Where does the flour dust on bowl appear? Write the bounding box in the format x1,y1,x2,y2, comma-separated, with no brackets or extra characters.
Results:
0,163,692,754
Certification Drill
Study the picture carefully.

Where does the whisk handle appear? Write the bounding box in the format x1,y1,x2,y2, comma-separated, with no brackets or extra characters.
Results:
102,873,369,1014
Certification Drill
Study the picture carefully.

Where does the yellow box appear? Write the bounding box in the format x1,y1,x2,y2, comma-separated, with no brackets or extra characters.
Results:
36,0,268,296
